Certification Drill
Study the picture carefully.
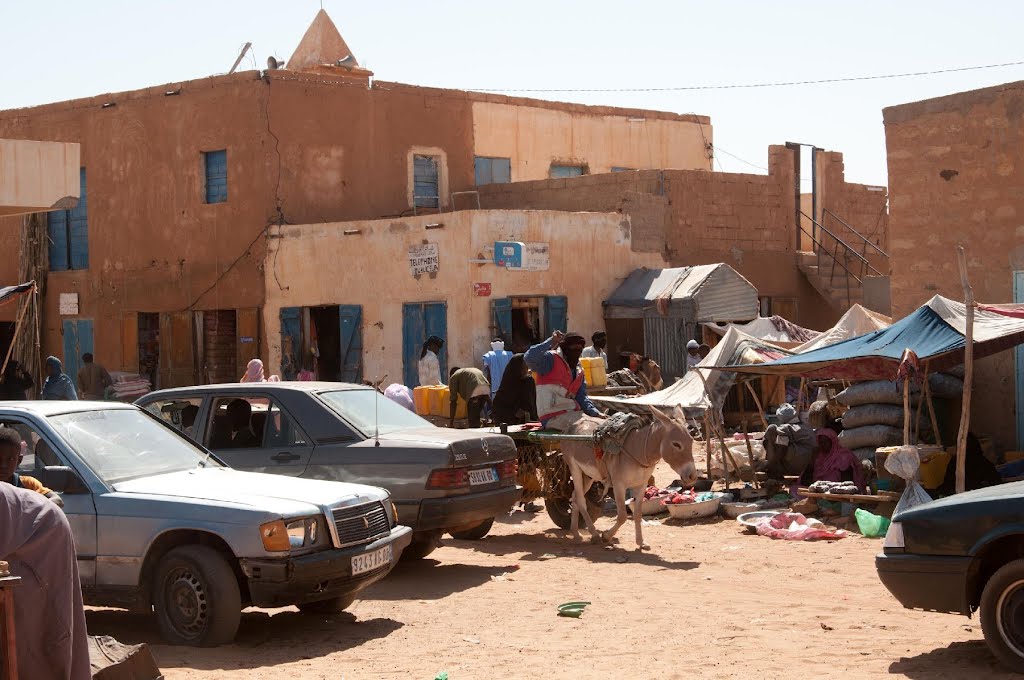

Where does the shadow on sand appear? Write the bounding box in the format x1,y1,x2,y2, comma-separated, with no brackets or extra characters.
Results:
888,640,1012,679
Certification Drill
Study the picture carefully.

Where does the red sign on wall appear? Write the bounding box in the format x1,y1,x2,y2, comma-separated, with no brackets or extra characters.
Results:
474,282,492,297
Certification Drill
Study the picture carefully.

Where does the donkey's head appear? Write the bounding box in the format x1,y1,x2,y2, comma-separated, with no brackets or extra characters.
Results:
650,405,698,486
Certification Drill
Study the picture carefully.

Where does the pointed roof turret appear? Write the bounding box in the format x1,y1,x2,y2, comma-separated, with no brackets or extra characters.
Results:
287,10,362,72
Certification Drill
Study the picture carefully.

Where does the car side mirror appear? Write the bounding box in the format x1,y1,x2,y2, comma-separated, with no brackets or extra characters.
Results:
39,466,88,494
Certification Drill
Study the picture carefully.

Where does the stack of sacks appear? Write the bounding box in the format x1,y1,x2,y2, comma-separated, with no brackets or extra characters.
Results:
836,373,963,461
108,371,152,401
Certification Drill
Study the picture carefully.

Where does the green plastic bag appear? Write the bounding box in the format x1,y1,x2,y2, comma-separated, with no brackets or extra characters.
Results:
855,508,891,538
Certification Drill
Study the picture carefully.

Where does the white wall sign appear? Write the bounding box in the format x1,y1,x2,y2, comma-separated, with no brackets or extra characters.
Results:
409,243,440,275
521,242,550,271
59,293,79,316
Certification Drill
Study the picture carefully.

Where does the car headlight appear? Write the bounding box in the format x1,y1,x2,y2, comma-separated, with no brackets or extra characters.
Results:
261,517,326,552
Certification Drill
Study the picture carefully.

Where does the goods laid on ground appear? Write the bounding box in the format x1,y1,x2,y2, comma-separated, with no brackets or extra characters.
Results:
665,490,722,520
745,512,847,541
107,372,152,401
807,480,860,495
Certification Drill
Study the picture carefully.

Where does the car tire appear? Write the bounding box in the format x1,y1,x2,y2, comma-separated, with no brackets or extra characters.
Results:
402,530,443,560
153,545,242,647
449,517,495,541
296,593,357,616
980,558,1024,673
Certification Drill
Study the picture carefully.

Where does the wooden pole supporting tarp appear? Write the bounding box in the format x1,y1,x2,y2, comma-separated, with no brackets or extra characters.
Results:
956,246,974,494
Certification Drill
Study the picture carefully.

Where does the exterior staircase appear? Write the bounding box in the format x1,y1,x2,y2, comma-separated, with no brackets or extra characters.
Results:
797,209,889,312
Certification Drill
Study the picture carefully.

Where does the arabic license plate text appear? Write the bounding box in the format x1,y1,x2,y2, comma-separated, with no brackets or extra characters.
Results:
352,544,393,575
468,468,498,485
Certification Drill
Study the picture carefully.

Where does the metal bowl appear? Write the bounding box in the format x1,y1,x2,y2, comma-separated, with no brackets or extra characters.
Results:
735,510,783,532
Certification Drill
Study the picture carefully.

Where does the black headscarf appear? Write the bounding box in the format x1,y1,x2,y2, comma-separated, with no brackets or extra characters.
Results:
492,354,537,423
420,335,444,359
561,331,586,369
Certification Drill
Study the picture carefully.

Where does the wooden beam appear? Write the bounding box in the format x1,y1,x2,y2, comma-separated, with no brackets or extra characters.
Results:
956,246,974,494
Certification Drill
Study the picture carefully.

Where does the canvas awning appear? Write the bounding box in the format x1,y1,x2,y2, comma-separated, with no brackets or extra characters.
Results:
705,315,820,347
792,304,891,353
0,282,35,307
723,295,1024,380
596,326,791,416
603,264,758,321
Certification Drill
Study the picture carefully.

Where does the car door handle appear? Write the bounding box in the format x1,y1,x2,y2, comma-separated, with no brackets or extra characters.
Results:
271,452,300,462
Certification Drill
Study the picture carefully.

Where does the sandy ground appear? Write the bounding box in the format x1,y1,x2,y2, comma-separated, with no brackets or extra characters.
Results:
84,461,1016,680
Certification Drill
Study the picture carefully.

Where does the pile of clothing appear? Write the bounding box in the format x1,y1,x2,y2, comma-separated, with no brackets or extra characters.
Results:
106,372,152,401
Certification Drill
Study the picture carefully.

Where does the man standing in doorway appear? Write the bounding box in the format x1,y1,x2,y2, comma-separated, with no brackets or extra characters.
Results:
78,353,112,401
525,330,603,431
582,331,609,369
482,338,513,398
448,367,490,429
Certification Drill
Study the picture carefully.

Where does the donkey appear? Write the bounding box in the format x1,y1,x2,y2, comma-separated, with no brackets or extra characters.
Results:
560,405,698,550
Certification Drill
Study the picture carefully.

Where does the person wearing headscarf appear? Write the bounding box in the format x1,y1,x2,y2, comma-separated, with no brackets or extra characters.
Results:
686,339,702,369
800,427,866,493
524,330,603,431
492,354,538,425
241,358,266,383
764,403,816,479
384,383,416,412
0,359,33,400
418,336,444,387
482,338,513,398
41,356,77,401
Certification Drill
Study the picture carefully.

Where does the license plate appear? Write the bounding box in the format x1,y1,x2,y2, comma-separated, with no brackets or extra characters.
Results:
352,544,392,575
468,468,498,485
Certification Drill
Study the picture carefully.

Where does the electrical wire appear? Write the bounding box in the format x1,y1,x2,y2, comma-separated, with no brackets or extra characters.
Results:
466,59,1024,93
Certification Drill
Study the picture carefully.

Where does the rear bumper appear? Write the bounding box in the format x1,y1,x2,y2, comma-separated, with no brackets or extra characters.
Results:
875,551,972,615
241,525,413,608
397,485,522,532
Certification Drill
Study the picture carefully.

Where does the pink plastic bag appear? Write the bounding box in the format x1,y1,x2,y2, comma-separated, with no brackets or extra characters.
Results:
754,512,846,541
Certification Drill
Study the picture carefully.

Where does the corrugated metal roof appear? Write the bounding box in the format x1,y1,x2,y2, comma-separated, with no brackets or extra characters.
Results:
604,263,758,322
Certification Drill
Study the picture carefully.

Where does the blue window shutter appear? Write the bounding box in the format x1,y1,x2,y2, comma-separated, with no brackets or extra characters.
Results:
545,296,568,335
205,150,228,204
492,298,513,340
402,303,425,387
424,302,448,379
69,168,88,269
493,158,511,183
474,157,491,186
550,165,584,179
279,307,302,380
47,209,69,271
413,155,439,208
338,305,363,384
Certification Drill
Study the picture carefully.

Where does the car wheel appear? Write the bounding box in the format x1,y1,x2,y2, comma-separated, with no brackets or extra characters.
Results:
401,530,443,560
153,545,241,647
296,593,357,616
449,517,495,541
545,496,603,531
980,558,1024,672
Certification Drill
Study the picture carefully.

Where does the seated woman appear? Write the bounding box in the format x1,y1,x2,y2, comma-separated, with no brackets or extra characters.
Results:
799,427,866,493
491,354,537,425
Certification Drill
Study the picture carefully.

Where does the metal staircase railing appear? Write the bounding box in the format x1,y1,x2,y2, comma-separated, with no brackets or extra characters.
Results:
798,210,882,308
822,208,890,273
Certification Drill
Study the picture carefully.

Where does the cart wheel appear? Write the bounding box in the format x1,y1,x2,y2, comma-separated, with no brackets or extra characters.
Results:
545,491,604,530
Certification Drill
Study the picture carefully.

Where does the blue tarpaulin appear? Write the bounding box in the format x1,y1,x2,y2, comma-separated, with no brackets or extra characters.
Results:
722,295,1024,380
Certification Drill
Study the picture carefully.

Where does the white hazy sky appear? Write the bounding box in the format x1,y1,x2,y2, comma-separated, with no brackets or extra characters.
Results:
3,1,1023,186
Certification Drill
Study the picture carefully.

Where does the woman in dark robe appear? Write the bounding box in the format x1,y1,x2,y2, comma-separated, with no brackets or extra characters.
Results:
491,354,537,425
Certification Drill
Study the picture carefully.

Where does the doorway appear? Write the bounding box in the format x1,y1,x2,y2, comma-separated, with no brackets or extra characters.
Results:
138,312,159,388
492,295,568,353
199,310,237,384
310,306,341,381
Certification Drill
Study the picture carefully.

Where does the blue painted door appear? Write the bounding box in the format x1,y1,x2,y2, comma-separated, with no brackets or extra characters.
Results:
545,296,568,335
279,307,302,380
492,298,513,341
402,302,447,387
338,305,363,383
62,319,94,393
1016,272,1024,449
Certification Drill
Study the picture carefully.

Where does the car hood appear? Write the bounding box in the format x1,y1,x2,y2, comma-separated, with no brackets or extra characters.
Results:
900,480,1024,516
113,468,386,517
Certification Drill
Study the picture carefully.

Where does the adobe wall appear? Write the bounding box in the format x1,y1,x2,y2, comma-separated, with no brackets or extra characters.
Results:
884,80,1024,452
0,73,277,370
263,210,665,384
477,146,847,331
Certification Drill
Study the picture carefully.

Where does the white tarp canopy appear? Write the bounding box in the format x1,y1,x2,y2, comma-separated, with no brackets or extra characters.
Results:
596,326,791,416
705,316,820,347
793,304,891,353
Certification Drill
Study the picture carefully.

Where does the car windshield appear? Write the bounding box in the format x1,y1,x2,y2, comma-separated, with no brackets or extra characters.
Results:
318,389,430,436
48,408,220,484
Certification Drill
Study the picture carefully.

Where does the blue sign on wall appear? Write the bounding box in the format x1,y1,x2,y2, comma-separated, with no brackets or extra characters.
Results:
494,241,524,268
